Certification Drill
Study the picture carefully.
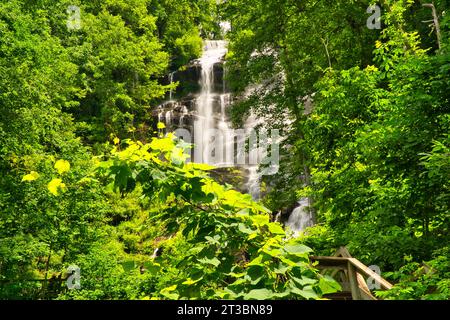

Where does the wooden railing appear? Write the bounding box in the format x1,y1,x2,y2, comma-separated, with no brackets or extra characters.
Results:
310,247,393,300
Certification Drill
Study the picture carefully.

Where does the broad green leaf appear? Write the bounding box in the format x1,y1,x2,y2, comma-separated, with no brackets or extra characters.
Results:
149,137,175,152
186,163,215,171
278,256,298,267
272,290,291,298
251,215,270,226
228,278,247,288
292,276,317,287
161,285,177,292
273,264,290,274
247,254,265,266
160,292,179,300
197,256,221,267
182,277,203,285
268,222,285,235
171,147,189,165
248,233,258,240
122,260,136,272
238,223,255,235
143,261,161,274
244,288,274,300
160,285,179,300
290,285,319,300
227,271,246,278
262,247,282,258
318,276,341,294
284,243,313,255
205,236,221,245
247,265,265,285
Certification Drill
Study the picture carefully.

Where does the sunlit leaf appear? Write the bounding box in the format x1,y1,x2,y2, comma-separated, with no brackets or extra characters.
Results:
318,276,341,294
284,243,313,255
186,163,215,171
122,261,136,272
47,178,66,196
290,285,319,300
54,160,70,175
268,222,285,235
244,288,274,300
182,277,203,285
22,171,40,182
197,256,221,267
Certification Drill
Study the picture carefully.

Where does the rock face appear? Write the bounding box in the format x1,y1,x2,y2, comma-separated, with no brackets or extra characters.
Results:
152,60,226,133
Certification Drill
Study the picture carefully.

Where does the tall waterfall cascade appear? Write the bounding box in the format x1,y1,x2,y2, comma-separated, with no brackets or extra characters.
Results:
156,40,265,199
193,40,232,166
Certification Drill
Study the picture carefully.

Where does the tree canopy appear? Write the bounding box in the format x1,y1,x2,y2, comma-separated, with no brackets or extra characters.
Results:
0,0,449,301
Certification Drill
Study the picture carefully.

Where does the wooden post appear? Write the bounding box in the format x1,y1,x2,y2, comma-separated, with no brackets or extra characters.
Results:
349,258,393,290
348,262,362,300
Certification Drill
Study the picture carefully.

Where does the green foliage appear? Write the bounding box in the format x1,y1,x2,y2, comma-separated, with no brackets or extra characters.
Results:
0,1,108,299
377,248,450,300
303,34,450,269
224,0,450,299
1,0,448,301
0,0,220,299
94,134,340,299
57,240,153,300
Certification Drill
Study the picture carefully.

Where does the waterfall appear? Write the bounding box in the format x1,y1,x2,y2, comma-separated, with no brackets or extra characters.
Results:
220,93,230,123
285,198,315,236
169,72,175,101
150,248,160,259
246,166,261,200
274,211,282,223
219,21,231,35
179,105,188,126
194,40,228,164
157,106,164,132
243,112,264,200
165,110,172,126
158,39,266,200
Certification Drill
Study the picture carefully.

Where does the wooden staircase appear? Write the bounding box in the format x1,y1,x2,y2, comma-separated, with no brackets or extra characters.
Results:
310,247,393,300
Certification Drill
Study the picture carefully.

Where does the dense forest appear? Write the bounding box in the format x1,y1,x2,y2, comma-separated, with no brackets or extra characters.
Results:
0,0,448,300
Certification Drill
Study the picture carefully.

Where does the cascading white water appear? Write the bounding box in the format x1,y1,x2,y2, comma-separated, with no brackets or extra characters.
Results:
219,21,231,34
161,39,266,200
179,105,189,126
157,106,164,134
286,198,315,236
243,112,265,200
169,72,175,101
220,94,230,123
217,92,235,168
165,110,172,126
150,247,160,259
246,166,262,200
194,40,228,164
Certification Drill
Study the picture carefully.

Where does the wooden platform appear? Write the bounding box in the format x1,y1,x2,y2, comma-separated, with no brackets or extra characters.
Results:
310,247,393,300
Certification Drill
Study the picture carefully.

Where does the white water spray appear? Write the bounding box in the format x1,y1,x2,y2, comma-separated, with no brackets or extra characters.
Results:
286,198,315,236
